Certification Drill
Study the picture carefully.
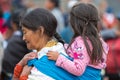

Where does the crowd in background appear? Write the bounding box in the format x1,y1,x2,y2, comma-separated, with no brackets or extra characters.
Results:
0,0,120,80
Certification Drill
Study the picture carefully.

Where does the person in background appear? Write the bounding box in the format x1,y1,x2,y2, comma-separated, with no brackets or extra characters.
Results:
22,0,39,13
1,9,31,80
0,6,7,34
45,0,64,34
0,5,13,48
11,0,25,10
104,13,120,80
100,14,120,41
0,32,4,77
79,0,93,3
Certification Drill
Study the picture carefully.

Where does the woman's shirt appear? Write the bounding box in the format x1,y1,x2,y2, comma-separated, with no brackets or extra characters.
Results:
56,36,109,76
28,42,67,80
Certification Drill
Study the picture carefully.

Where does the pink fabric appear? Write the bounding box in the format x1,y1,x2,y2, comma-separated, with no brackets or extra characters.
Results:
56,36,109,76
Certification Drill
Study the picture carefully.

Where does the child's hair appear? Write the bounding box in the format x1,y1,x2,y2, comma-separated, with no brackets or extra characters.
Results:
21,8,64,44
70,3,103,64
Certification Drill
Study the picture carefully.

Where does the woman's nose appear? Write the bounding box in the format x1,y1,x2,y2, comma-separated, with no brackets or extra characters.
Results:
23,35,26,41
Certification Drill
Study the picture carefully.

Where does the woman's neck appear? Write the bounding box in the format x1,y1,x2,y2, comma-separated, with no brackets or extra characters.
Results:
36,37,52,52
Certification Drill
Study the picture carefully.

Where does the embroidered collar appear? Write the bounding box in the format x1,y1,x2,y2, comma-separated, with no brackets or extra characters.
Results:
37,39,58,59
45,39,57,47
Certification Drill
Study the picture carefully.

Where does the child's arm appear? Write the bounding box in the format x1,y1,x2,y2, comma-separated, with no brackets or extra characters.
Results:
56,54,89,76
47,38,90,76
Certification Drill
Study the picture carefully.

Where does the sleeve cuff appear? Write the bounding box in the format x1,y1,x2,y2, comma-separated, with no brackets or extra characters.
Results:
13,64,23,78
20,75,28,80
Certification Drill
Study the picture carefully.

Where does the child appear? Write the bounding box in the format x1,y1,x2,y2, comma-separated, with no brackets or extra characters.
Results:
47,2,109,80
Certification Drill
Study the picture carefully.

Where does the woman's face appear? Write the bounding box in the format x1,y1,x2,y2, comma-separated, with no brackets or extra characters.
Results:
22,26,41,50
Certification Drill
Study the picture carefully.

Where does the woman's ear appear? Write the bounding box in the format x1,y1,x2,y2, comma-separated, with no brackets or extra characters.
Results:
38,26,44,37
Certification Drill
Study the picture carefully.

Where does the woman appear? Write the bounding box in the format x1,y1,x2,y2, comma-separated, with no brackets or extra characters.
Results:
12,8,68,80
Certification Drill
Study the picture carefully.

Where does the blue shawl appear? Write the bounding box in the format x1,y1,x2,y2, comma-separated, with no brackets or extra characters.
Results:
28,55,101,80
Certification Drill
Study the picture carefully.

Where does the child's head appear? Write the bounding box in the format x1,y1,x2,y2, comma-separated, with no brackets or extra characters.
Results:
70,3,104,64
70,2,99,36
21,8,58,50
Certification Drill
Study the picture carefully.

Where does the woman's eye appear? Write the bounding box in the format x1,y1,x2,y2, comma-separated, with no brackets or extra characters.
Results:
23,32,26,34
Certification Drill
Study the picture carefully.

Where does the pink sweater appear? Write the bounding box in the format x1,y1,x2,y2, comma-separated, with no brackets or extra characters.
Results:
56,36,109,76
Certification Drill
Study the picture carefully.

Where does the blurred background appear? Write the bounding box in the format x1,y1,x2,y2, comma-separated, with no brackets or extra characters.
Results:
0,0,120,80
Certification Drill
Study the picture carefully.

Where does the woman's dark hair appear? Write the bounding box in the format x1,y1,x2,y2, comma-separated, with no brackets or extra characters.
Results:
54,32,65,44
49,0,60,8
70,3,104,64
21,8,64,43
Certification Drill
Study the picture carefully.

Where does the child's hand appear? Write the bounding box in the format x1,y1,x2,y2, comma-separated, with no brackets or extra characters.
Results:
20,65,32,76
18,52,37,66
47,51,59,61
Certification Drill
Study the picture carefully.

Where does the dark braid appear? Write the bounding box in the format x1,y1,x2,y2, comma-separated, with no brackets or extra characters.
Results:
54,32,65,44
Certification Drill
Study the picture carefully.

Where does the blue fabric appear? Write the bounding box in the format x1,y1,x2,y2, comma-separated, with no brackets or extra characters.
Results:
27,56,101,80
27,58,38,66
60,53,74,61
80,66,101,80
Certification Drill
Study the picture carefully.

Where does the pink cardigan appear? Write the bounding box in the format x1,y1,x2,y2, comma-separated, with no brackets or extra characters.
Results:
56,36,109,76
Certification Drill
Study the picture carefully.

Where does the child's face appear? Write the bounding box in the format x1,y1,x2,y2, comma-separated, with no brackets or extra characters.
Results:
22,26,41,50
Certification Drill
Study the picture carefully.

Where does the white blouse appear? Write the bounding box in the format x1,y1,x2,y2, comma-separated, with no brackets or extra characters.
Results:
27,42,67,80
